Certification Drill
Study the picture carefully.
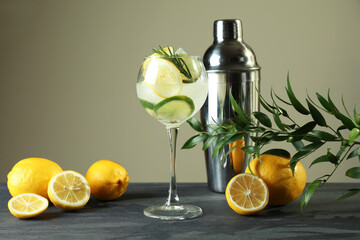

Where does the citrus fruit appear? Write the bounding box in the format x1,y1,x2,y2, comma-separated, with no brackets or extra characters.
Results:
245,154,307,206
154,95,195,122
8,193,49,219
86,160,129,201
47,170,90,211
229,138,245,174
142,46,174,76
225,173,269,215
143,58,182,98
7,158,63,200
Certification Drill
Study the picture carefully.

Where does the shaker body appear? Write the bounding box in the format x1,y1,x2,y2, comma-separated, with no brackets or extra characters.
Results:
201,19,260,193
200,70,260,192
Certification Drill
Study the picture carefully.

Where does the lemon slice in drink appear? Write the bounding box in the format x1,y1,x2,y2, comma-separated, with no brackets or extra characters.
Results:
142,46,174,74
47,171,90,211
8,193,49,219
143,58,182,98
226,173,269,215
154,95,194,122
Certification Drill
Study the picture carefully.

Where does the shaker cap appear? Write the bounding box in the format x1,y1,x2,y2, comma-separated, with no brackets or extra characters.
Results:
203,19,260,71
214,19,242,42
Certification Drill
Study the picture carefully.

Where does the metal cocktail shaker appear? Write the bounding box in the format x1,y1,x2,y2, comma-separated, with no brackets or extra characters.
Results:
201,19,261,193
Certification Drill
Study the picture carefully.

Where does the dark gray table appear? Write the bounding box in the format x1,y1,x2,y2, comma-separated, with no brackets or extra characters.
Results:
0,183,359,239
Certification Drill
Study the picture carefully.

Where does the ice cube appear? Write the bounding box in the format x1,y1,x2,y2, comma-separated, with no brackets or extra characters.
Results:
175,48,188,55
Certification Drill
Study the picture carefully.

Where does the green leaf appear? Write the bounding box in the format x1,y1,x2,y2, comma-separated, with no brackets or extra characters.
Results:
336,145,347,159
292,150,310,161
292,140,304,151
301,179,322,210
220,145,239,165
290,151,310,175
273,112,286,131
341,95,353,121
270,89,289,117
316,92,332,112
182,134,208,149
306,90,328,113
229,90,250,125
212,137,227,159
298,142,324,152
224,132,245,145
306,99,327,126
259,94,275,114
337,189,360,201
326,150,338,164
334,109,357,130
345,167,360,179
253,111,272,128
327,90,338,112
272,135,289,141
262,149,291,158
309,155,328,168
311,130,338,141
348,128,360,145
302,135,322,143
327,91,356,130
347,147,359,160
211,133,237,159
291,121,316,136
241,146,256,154
273,91,292,105
354,106,360,125
286,73,310,115
187,117,203,132
202,135,218,150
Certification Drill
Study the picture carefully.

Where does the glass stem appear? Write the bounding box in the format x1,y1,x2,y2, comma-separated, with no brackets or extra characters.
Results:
166,127,180,206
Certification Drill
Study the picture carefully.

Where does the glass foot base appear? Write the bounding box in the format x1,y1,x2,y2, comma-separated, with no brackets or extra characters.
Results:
144,204,203,220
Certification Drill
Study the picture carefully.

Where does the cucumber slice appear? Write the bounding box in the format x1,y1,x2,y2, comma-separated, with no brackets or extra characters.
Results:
139,99,155,110
139,99,157,117
154,95,195,122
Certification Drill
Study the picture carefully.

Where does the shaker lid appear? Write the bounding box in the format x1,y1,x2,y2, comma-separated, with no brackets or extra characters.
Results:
204,19,260,71
214,19,242,42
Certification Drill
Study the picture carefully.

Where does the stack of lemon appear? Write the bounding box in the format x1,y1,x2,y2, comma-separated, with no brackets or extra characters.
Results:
7,158,128,219
225,154,307,215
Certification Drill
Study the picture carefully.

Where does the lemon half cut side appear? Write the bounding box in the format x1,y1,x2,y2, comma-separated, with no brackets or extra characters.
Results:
8,193,49,219
48,170,90,211
226,173,269,215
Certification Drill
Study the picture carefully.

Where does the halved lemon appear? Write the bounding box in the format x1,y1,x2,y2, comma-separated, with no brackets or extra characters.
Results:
48,170,90,211
142,58,182,98
225,173,269,215
8,193,49,219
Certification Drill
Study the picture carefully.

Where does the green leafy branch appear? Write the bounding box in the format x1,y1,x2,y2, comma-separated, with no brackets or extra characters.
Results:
182,73,360,209
152,46,192,79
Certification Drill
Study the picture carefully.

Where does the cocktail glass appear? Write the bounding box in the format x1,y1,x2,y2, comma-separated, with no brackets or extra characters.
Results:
136,54,208,220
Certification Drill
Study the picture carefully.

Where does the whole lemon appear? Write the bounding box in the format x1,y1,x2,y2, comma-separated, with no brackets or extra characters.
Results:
7,158,63,200
86,160,129,201
245,154,306,206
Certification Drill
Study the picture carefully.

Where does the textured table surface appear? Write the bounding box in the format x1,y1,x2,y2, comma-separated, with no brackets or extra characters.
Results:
0,182,359,240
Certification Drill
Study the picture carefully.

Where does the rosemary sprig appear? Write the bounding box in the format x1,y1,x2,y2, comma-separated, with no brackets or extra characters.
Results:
182,73,360,210
152,46,192,80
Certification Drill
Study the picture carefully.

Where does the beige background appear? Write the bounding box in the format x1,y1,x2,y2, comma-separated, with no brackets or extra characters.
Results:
1,0,359,183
